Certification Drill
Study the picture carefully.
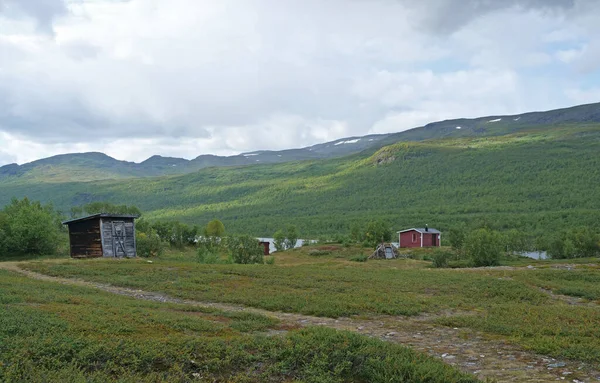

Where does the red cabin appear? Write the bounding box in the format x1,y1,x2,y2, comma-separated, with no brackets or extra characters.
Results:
398,227,441,248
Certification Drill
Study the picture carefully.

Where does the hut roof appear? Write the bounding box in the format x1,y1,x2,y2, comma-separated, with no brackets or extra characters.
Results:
397,228,441,234
62,213,139,225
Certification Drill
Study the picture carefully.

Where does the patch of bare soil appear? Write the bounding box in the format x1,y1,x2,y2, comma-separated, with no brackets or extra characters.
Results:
2,262,600,383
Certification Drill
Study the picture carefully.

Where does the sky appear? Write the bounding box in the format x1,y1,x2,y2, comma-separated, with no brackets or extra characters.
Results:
1,0,599,165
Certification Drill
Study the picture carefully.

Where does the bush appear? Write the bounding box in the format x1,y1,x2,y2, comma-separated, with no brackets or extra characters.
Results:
0,198,64,256
273,230,286,252
431,249,452,268
547,237,576,259
448,225,466,252
197,236,223,262
363,219,392,248
204,219,225,237
464,228,503,267
284,225,299,250
503,229,531,254
228,235,264,264
349,254,368,262
136,230,165,258
547,227,600,259
152,220,198,248
265,256,275,265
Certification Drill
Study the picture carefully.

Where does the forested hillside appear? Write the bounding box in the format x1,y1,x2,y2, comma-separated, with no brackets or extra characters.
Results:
1,123,598,240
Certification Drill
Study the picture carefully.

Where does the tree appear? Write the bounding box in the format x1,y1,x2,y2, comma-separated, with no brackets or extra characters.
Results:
204,219,225,237
151,220,197,248
548,227,600,259
571,227,600,258
504,229,530,254
547,237,576,259
284,225,299,250
448,226,466,252
349,223,364,243
273,230,286,252
227,235,264,264
464,228,503,267
0,198,63,256
363,220,392,248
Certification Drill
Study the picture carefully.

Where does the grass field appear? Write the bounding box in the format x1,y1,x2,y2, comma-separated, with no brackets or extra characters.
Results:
0,266,479,383
20,245,600,367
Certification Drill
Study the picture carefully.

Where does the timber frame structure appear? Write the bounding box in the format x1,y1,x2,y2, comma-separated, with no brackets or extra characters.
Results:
369,243,399,260
63,214,138,258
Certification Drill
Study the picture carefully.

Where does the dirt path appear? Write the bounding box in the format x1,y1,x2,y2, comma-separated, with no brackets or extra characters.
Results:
2,262,599,383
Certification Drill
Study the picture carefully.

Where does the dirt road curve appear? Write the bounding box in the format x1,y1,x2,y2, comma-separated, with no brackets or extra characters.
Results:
2,262,599,383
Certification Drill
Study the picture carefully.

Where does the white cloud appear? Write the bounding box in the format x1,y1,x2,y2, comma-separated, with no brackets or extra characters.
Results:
0,0,598,165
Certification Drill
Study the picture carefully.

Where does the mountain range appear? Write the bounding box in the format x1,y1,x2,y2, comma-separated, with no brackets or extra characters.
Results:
1,102,599,239
3,102,600,182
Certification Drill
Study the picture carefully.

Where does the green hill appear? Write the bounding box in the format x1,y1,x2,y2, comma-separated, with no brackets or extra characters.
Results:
1,122,599,239
3,102,599,183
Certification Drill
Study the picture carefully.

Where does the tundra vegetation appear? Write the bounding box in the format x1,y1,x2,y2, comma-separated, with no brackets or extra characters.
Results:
1,195,600,381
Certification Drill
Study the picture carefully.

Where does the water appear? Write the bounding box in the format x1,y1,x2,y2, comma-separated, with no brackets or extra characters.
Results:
519,251,548,260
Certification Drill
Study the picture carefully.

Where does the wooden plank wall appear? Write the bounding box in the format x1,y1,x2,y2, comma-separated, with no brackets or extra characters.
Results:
100,219,136,257
100,219,114,257
69,220,103,258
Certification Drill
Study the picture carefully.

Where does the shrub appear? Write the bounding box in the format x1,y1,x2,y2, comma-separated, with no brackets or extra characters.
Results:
273,230,286,252
204,219,225,237
431,249,452,268
464,228,503,267
284,225,299,250
228,235,264,264
0,198,63,256
503,229,531,254
265,256,275,265
547,227,600,259
350,254,368,262
448,225,466,252
136,230,165,258
363,219,392,248
547,237,576,259
152,220,198,248
197,236,223,262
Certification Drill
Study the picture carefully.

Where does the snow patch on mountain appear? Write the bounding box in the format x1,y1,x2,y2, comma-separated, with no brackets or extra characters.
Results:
334,139,361,146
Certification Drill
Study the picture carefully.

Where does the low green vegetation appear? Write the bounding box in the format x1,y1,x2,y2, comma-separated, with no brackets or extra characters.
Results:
22,245,600,365
0,269,477,382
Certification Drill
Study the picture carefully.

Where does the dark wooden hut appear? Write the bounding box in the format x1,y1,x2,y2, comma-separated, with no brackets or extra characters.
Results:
62,214,138,258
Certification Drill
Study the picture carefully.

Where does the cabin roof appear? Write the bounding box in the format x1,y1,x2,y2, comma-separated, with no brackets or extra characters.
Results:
62,213,139,225
397,228,441,234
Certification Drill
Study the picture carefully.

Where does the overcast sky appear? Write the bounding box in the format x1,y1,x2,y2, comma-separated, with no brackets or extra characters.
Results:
1,0,599,165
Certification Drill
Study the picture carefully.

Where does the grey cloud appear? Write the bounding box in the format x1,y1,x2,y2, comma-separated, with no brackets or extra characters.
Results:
0,0,595,165
0,0,67,34
403,0,575,34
